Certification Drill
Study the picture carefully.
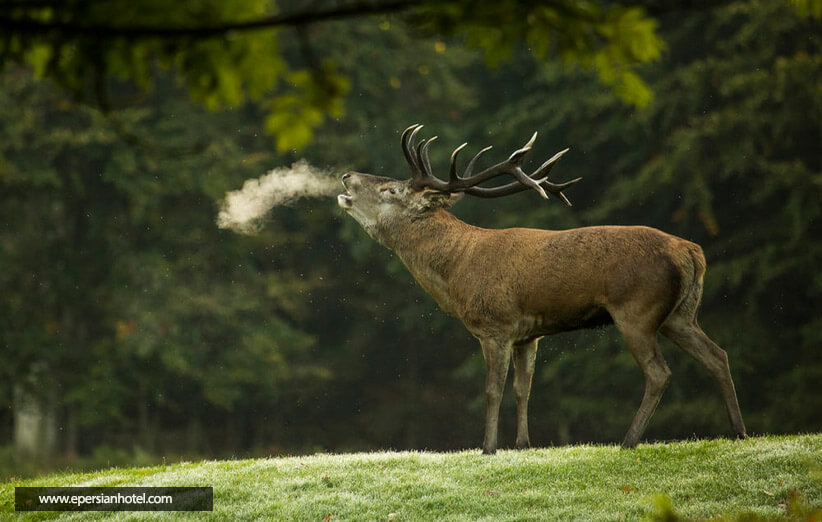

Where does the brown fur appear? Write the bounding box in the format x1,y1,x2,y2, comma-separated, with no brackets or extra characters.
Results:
339,172,747,453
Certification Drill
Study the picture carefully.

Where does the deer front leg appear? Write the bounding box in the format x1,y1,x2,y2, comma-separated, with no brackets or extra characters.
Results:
480,338,512,455
513,339,538,449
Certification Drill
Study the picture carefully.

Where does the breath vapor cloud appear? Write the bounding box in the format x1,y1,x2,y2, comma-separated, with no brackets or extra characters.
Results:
217,160,339,234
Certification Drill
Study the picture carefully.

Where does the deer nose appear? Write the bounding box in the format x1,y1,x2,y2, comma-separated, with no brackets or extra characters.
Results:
342,172,352,181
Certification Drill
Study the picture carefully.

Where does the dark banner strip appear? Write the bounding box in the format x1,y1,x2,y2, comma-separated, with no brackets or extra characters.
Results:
15,486,213,511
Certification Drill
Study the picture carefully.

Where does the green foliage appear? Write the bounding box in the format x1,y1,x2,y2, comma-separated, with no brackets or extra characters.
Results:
647,490,822,521
415,1,664,107
0,0,664,152
265,67,350,152
792,0,822,18
0,68,330,458
0,0,340,152
14,0,285,104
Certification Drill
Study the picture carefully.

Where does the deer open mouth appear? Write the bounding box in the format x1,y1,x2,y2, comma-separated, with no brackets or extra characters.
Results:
337,193,353,209
338,176,353,209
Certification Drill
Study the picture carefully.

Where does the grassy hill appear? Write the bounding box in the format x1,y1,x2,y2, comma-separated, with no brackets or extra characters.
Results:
2,434,821,521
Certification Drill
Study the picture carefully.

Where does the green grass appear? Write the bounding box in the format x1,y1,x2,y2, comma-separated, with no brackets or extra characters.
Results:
2,434,821,521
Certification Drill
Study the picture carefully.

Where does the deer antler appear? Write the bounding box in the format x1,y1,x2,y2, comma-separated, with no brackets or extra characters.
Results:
401,123,581,206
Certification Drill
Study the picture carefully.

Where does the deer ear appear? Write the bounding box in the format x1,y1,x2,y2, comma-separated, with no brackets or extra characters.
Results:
421,190,464,209
441,192,464,208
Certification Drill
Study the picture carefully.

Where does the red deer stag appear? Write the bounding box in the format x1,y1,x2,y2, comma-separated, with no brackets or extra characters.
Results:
338,124,747,454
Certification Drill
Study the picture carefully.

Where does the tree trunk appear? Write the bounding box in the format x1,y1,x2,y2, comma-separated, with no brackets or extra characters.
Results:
13,380,57,464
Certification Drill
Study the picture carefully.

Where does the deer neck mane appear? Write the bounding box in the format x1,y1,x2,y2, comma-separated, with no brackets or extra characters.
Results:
379,209,477,315
382,209,472,260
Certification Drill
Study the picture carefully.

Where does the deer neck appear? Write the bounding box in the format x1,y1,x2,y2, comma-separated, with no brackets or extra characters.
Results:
379,210,476,315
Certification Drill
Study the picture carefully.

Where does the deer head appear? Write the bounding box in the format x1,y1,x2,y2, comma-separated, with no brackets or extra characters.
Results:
338,124,581,242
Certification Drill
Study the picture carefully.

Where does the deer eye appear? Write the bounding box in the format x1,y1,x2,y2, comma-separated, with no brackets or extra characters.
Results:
382,187,397,195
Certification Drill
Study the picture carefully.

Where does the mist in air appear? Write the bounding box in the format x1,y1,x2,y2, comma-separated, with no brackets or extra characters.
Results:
217,160,340,234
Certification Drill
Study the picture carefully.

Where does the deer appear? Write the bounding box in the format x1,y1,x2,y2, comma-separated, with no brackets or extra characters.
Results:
337,124,747,454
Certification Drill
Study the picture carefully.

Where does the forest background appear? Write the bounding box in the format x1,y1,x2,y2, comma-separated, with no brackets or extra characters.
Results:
0,0,819,478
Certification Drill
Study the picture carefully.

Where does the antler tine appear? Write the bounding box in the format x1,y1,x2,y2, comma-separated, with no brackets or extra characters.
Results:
496,131,552,200
449,142,468,182
533,148,570,179
414,137,427,177
530,148,579,205
507,132,537,164
541,175,582,206
464,146,493,178
409,124,424,147
420,136,438,177
401,124,423,173
401,123,421,141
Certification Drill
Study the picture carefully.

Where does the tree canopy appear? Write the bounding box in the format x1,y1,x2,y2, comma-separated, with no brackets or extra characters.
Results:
0,0,666,151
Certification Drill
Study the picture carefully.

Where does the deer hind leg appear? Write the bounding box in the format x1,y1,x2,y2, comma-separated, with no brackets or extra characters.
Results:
661,315,747,439
479,338,512,455
615,318,672,448
512,339,539,449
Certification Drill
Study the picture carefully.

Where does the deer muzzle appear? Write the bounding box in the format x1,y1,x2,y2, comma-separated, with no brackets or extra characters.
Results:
338,173,354,209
